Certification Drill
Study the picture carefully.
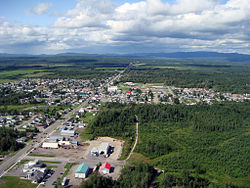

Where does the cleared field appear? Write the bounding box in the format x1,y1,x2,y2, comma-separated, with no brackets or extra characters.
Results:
0,70,45,79
0,176,36,188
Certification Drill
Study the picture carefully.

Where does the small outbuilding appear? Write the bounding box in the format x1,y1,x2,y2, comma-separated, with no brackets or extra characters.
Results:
75,163,89,178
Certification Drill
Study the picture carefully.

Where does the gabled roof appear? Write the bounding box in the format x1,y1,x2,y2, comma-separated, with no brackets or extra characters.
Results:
75,163,89,174
101,162,111,170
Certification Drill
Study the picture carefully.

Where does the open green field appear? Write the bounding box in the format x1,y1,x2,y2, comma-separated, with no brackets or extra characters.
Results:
0,70,44,79
0,176,36,188
0,56,130,82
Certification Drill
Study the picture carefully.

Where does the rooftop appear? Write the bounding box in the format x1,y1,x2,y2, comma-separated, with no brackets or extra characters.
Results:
75,163,89,174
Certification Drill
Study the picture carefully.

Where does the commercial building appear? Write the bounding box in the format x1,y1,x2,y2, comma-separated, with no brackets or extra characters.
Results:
75,163,90,178
108,86,118,92
60,129,75,137
98,142,110,155
42,142,59,149
91,142,110,156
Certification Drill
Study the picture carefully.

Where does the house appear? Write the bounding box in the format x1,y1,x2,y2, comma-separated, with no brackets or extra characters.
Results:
75,163,90,178
42,142,59,149
23,160,48,183
100,162,111,174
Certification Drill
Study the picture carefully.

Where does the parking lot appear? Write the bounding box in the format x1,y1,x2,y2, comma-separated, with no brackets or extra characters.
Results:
6,136,125,187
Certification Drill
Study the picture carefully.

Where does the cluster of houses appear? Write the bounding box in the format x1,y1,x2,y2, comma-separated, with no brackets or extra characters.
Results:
0,78,94,107
169,87,250,105
101,82,250,105
103,84,155,104
22,160,49,184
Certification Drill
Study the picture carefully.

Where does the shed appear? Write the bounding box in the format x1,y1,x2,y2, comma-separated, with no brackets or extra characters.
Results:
100,162,111,174
75,163,89,178
42,142,59,149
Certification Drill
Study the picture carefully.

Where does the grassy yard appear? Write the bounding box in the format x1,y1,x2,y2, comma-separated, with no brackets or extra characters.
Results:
0,176,36,188
28,154,55,158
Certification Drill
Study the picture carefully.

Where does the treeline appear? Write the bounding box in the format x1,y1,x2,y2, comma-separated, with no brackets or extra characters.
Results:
121,66,250,93
88,103,136,138
134,102,250,132
0,87,40,106
0,127,24,153
80,163,155,188
87,102,250,187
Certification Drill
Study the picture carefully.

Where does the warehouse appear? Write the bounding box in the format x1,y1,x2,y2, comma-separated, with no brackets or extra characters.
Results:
42,142,59,149
75,163,90,178
91,143,110,156
98,142,110,155
60,129,75,137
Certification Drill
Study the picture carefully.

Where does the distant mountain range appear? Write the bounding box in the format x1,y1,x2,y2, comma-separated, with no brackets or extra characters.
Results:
0,51,250,62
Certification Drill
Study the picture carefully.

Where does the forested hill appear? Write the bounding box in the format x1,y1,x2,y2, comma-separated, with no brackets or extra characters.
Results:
86,102,250,187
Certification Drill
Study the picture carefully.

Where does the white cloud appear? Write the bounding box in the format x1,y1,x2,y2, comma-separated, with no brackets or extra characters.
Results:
1,0,250,54
32,2,53,15
54,0,115,28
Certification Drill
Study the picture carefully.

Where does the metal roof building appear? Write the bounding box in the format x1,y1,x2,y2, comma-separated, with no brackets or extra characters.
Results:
98,142,110,155
42,142,59,149
75,163,89,178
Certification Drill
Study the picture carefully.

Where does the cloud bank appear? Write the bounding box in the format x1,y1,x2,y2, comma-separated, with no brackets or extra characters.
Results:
0,0,250,54
32,2,53,15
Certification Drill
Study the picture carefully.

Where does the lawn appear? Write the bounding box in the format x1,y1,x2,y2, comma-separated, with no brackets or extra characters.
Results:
0,176,36,188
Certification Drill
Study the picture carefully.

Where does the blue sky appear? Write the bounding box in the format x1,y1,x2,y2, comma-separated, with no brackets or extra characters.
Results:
0,0,250,54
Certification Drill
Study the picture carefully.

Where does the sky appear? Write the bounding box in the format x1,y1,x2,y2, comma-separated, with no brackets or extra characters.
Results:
0,0,249,55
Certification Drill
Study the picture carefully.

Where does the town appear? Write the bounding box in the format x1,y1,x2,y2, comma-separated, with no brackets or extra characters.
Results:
0,74,250,187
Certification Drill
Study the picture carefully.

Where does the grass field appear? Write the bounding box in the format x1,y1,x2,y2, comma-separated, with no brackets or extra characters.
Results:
28,154,55,158
0,104,40,111
0,176,36,188
0,70,44,79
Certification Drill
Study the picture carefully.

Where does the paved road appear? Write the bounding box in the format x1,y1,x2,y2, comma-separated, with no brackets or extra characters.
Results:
0,97,91,178
0,69,125,185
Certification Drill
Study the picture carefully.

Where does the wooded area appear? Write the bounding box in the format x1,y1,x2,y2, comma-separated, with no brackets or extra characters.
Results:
87,102,250,187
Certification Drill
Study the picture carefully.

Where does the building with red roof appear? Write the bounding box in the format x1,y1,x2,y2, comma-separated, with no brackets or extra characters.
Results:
100,162,111,174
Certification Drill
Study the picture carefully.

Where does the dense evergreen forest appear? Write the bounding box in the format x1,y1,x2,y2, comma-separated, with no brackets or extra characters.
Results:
87,102,250,187
0,87,39,106
0,127,24,154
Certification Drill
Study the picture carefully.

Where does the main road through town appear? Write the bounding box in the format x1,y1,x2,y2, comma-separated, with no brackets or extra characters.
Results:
0,96,92,178
0,63,127,179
